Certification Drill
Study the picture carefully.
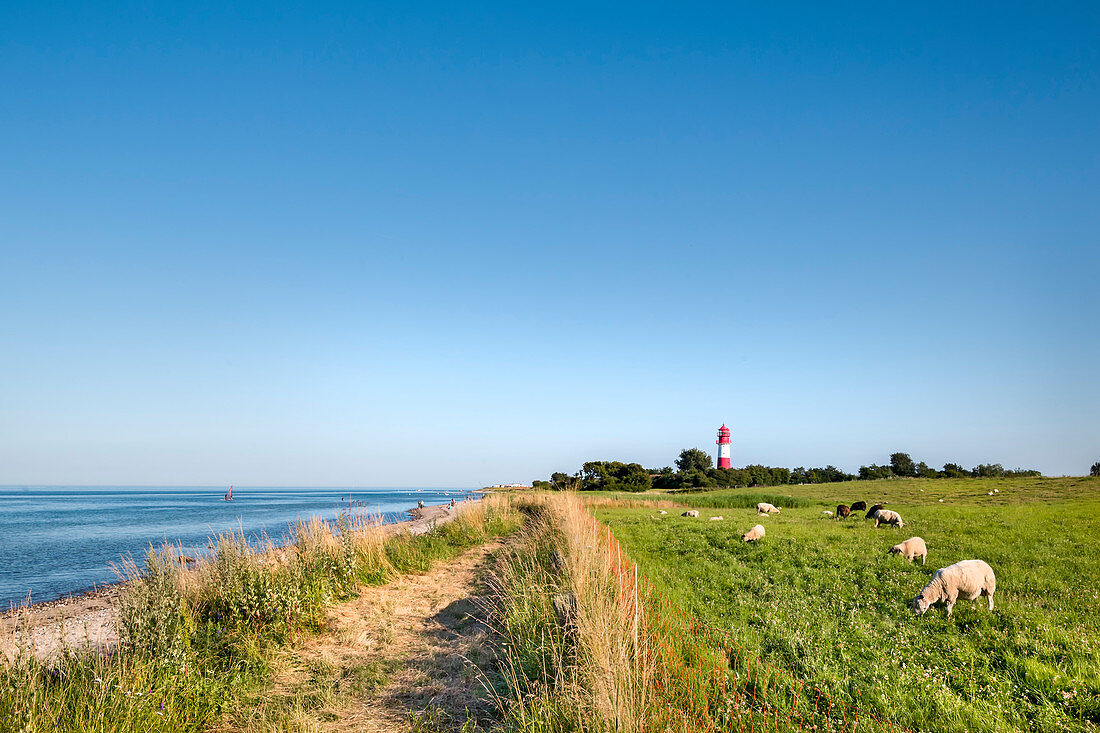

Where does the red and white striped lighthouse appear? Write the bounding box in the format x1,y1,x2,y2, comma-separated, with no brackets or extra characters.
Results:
716,424,732,469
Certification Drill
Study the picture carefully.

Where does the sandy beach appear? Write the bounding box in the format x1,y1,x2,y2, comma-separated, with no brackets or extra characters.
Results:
0,501,472,661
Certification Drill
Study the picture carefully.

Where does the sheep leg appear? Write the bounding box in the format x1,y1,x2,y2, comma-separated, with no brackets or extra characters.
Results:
921,553,926,566
945,602,954,617
987,593,994,611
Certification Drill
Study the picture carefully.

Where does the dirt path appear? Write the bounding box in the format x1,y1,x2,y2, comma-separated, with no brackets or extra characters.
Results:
264,540,502,733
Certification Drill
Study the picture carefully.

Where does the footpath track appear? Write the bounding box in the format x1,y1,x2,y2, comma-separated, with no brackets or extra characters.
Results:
262,539,502,733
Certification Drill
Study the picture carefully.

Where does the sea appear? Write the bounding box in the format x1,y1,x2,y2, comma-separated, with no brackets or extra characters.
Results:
0,486,475,609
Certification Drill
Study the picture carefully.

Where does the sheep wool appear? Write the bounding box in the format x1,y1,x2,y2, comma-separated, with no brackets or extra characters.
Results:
756,502,781,514
912,559,996,617
741,524,766,542
873,509,904,528
889,536,928,565
681,510,700,518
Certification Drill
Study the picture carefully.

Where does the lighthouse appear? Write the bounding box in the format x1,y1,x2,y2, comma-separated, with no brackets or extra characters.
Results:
716,424,732,468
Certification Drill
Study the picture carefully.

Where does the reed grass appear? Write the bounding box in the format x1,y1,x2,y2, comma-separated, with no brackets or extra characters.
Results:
0,497,519,732
485,495,680,732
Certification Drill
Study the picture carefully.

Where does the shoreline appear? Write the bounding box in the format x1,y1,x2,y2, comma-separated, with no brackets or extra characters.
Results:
0,500,474,660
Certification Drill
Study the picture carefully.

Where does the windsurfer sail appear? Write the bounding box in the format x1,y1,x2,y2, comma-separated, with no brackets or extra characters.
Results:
224,485,233,501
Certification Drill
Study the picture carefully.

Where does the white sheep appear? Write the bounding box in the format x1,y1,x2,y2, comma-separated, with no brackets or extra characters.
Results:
888,536,927,565
709,516,724,521
756,502,781,515
912,560,996,617
873,509,904,528
822,510,833,516
741,524,766,542
658,510,668,515
681,510,700,518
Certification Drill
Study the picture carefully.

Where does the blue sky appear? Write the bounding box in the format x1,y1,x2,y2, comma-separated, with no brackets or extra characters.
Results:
2,1,1097,485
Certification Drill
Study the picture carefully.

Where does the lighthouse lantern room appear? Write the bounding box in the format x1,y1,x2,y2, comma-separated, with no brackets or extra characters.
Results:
716,424,732,469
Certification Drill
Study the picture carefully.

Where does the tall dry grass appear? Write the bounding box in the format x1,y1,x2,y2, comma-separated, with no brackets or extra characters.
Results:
485,495,660,732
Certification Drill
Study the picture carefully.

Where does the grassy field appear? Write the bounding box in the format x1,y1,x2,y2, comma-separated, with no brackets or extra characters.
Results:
589,477,1100,733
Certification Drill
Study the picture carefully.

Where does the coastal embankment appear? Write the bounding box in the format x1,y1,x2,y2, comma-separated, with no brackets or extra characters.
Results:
0,501,473,661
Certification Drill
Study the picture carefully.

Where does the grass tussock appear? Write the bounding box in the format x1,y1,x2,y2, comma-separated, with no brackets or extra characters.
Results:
0,497,519,733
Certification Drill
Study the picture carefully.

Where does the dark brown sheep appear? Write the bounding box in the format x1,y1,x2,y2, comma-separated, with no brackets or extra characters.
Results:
865,503,885,519
836,504,851,518
850,501,867,512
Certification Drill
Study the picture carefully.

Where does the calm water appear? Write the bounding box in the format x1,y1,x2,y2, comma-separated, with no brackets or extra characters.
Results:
0,486,475,609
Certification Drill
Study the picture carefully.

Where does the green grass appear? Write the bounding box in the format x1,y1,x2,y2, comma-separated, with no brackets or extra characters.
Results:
587,474,1098,508
591,476,1100,733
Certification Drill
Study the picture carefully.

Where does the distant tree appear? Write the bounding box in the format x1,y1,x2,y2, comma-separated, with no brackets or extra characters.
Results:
1091,462,1100,477
941,463,971,478
973,463,1006,478
859,464,894,480
676,448,713,473
645,466,675,476
680,468,718,489
618,462,652,491
790,465,855,484
580,461,651,492
916,461,938,478
890,452,917,478
550,471,581,491
820,465,855,482
532,480,552,490
715,467,745,487
651,473,679,491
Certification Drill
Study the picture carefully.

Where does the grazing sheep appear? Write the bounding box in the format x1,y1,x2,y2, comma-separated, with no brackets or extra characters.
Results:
912,560,996,617
864,504,885,519
709,516,724,521
756,502,781,514
888,537,927,565
850,501,867,512
822,510,833,516
836,504,851,519
682,510,700,518
741,524,766,542
873,509,904,528
658,510,668,515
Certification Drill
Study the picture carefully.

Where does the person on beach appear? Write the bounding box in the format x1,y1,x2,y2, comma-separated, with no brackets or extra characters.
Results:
450,498,456,507
418,499,424,509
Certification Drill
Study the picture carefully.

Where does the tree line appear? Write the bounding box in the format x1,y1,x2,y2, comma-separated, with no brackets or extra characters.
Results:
531,449,1042,493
